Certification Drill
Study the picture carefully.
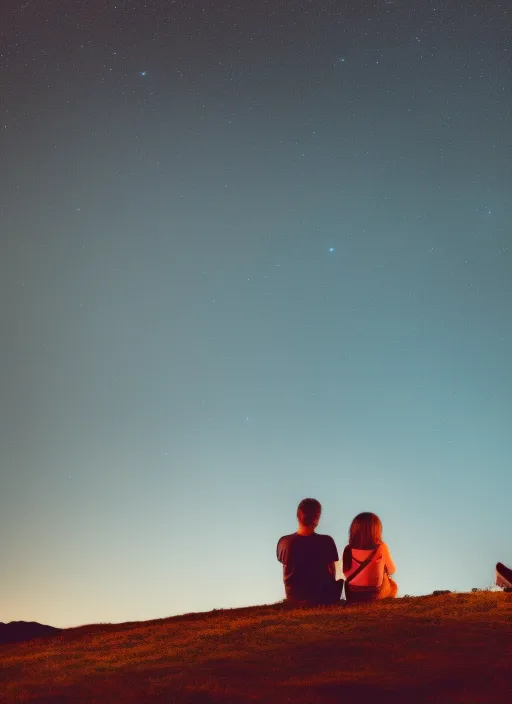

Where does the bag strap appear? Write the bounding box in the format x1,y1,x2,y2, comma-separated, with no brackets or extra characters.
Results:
345,546,379,584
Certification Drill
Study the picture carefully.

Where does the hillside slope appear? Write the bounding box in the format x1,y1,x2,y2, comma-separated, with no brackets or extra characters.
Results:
1,592,511,703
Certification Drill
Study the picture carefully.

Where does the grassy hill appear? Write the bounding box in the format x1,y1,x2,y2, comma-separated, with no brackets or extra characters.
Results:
1,592,511,703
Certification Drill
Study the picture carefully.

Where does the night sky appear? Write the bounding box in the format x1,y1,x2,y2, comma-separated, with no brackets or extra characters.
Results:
2,1,511,628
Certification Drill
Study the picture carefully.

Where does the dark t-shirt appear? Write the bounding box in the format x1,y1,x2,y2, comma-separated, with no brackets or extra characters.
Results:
276,532,339,604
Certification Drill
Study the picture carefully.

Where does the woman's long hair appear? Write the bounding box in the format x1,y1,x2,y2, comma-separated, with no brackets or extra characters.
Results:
349,512,383,550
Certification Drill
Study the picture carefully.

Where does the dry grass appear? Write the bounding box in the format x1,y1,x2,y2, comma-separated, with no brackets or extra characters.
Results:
1,592,511,703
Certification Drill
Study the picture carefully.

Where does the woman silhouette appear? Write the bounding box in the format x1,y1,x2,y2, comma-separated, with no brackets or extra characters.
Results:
343,512,398,603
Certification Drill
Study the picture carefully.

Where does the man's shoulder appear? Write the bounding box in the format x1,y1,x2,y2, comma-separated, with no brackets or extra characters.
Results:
316,533,339,560
277,533,297,548
315,532,336,544
278,532,335,542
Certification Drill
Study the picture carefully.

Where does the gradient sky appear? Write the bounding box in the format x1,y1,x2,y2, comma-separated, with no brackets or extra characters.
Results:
1,0,511,629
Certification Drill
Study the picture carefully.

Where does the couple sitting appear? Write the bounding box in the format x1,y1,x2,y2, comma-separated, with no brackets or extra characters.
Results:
277,498,398,605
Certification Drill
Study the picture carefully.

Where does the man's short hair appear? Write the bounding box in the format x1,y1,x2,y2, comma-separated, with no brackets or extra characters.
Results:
297,498,321,527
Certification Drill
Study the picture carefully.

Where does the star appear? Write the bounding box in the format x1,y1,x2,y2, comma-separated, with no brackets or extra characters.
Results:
329,247,335,253
140,71,147,77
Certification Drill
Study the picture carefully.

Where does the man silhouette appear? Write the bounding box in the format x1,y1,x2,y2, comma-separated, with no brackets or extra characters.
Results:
496,562,512,589
277,498,342,605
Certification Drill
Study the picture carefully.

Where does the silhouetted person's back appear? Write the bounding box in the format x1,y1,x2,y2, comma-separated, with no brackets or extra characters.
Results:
496,562,512,589
277,498,341,605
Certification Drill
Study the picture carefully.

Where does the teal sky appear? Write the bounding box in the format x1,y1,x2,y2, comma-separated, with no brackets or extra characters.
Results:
2,0,511,628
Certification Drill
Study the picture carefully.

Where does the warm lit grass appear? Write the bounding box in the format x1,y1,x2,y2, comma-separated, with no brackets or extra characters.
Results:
1,592,511,702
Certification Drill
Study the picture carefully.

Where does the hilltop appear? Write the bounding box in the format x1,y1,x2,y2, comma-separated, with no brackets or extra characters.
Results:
0,621,61,646
1,591,511,703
